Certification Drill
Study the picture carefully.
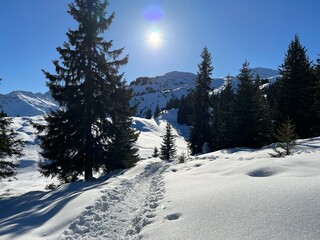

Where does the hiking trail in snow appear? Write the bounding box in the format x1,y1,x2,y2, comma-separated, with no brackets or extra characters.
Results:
60,161,167,240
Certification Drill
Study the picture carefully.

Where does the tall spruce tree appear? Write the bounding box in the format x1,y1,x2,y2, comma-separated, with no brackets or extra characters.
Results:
177,95,192,125
189,47,213,154
154,104,161,118
106,83,139,170
36,0,138,182
160,123,176,161
276,35,315,138
251,75,273,146
0,110,24,180
234,61,256,147
312,56,320,135
212,76,236,150
234,61,272,148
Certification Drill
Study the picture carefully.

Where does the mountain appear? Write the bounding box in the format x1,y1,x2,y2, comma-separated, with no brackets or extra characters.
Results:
0,91,59,116
0,68,279,117
129,67,279,117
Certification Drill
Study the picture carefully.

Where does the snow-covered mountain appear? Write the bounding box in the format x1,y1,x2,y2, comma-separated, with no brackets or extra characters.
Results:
129,67,279,117
0,91,59,116
0,67,279,117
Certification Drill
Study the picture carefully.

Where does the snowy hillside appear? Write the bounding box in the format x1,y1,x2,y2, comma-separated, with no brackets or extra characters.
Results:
129,67,279,117
0,91,59,117
1,113,320,240
0,68,279,117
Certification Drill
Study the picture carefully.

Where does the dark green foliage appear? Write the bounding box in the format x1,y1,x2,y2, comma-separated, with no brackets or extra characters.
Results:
210,76,236,150
106,84,139,170
36,0,138,182
145,108,152,119
218,76,236,148
276,35,316,138
165,97,180,110
0,111,24,180
271,118,297,157
312,56,320,135
160,123,176,160
234,61,273,148
189,47,213,154
152,147,159,158
154,104,161,118
177,95,192,125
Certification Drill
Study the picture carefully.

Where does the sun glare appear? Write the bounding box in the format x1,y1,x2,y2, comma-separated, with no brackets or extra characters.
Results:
149,30,161,47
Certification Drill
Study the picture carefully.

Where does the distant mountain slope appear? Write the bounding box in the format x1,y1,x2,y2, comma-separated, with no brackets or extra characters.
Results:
130,68,279,117
0,91,59,116
0,68,279,117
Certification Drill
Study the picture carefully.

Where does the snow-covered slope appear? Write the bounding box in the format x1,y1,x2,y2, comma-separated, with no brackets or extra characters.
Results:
129,67,279,117
0,68,279,117
0,113,320,240
0,91,59,117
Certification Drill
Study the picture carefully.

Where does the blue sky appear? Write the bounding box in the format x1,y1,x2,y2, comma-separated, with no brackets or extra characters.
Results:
0,0,320,93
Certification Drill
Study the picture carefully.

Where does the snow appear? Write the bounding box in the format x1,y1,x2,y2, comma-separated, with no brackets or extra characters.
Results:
1,113,320,239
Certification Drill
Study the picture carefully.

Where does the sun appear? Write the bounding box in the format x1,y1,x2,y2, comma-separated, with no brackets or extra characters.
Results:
148,30,161,47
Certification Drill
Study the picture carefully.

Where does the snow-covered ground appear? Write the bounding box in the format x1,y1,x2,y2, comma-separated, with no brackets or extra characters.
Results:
1,113,320,240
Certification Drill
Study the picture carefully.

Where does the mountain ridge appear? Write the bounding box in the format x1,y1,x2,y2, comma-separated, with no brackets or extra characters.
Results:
0,67,279,117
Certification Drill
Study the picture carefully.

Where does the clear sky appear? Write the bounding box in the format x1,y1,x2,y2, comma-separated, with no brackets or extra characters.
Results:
1,0,320,93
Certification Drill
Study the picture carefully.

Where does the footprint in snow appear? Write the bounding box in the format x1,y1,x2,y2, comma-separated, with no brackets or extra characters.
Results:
163,213,181,221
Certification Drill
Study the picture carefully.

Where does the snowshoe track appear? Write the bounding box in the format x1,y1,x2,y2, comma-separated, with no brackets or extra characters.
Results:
60,161,167,240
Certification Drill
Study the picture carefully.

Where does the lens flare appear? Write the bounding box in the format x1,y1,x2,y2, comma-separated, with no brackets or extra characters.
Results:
143,4,164,21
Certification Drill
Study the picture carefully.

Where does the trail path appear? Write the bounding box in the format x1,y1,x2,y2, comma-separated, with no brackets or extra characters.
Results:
60,161,167,240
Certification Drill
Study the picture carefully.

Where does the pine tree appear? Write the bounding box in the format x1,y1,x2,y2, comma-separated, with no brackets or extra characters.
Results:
36,0,138,182
234,61,256,147
211,75,236,150
0,110,24,180
160,123,176,160
251,75,273,146
234,62,272,148
276,35,315,138
145,108,152,119
152,147,159,158
209,92,222,150
154,104,161,118
312,55,320,135
106,84,139,170
177,95,192,125
189,47,213,154
271,118,297,157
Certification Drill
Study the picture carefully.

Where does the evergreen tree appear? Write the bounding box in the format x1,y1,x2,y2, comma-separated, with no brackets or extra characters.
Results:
276,35,315,138
152,147,159,158
234,61,256,147
211,76,236,150
177,95,192,125
271,118,297,157
209,92,222,150
312,55,320,135
145,108,152,119
160,123,176,160
154,104,161,118
0,110,24,180
189,47,213,154
106,84,139,170
234,62,272,148
36,0,138,182
251,75,274,146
